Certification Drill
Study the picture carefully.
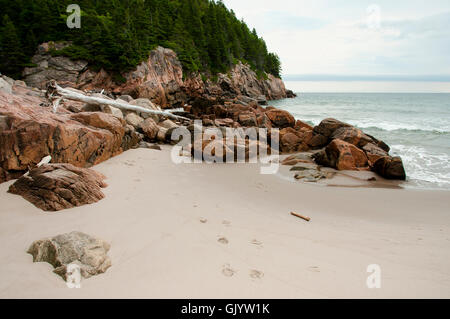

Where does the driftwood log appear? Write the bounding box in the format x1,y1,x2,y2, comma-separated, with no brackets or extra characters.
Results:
46,80,188,121
290,212,311,222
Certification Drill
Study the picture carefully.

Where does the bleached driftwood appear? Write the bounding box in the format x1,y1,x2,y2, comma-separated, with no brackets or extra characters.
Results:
46,80,188,121
23,155,52,177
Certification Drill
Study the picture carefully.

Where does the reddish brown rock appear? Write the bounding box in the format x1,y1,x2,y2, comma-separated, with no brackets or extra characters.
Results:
265,109,295,128
363,143,389,165
139,118,159,141
215,118,235,127
8,164,107,211
307,133,328,149
294,120,313,131
330,126,374,148
313,118,352,138
373,156,406,180
256,113,272,129
313,139,369,171
238,112,258,127
279,127,311,153
0,90,138,184
281,131,302,153
24,44,293,108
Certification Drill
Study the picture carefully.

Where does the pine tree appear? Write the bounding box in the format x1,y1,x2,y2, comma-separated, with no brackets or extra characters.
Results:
0,0,284,79
0,15,26,78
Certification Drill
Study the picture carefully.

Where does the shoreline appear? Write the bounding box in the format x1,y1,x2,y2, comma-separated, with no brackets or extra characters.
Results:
1,147,449,299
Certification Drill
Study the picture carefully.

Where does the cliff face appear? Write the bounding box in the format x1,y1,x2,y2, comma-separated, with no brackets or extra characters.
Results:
23,43,292,108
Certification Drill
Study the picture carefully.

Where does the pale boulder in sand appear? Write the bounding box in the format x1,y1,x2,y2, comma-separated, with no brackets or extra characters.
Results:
28,231,112,281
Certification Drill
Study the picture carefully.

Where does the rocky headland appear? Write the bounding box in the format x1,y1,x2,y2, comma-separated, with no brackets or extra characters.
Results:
1,42,406,189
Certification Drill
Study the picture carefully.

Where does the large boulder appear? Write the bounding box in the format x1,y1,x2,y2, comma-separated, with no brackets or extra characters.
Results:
279,127,311,153
373,156,406,180
330,126,374,148
313,118,352,138
313,139,369,171
265,109,295,128
0,89,138,184
27,231,111,281
8,163,107,211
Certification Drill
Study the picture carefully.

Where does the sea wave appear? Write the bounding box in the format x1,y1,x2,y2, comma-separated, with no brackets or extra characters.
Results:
391,145,450,189
349,123,450,134
291,116,450,135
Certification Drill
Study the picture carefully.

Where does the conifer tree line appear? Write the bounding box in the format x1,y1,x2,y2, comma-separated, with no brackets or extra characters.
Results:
0,0,282,80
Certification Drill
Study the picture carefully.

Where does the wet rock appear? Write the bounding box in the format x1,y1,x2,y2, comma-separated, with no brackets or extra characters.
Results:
373,156,406,180
27,231,111,280
8,164,107,211
286,90,297,98
363,143,389,165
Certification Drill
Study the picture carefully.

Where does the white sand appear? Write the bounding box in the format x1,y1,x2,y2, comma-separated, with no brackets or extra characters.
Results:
1,147,449,299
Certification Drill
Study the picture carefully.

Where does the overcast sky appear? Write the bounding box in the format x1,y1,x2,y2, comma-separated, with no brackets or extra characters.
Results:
222,0,450,77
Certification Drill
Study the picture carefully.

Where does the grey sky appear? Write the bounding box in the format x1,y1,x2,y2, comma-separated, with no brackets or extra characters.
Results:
222,0,450,77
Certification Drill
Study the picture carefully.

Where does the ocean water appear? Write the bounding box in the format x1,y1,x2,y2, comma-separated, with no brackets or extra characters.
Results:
271,92,450,190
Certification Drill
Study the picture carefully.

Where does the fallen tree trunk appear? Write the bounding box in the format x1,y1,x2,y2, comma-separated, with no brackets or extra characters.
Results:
47,80,188,121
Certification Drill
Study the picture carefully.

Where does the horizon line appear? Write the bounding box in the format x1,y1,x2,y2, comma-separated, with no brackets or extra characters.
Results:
282,74,450,82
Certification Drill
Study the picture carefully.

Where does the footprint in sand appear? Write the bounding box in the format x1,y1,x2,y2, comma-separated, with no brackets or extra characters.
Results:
222,264,236,277
308,266,320,273
218,237,229,245
222,220,231,227
249,269,264,280
251,239,263,249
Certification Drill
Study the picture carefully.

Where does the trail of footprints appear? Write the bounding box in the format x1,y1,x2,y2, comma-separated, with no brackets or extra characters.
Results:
199,217,265,281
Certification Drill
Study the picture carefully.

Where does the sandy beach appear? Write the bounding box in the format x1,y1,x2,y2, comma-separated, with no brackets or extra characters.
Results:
0,146,449,299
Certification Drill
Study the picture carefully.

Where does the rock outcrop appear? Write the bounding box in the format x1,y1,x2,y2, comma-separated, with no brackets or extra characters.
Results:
0,87,139,184
8,163,107,211
22,42,88,89
28,231,111,280
23,43,294,108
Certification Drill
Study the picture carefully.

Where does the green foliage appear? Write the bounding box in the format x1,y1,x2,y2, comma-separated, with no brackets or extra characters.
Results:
0,0,282,80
